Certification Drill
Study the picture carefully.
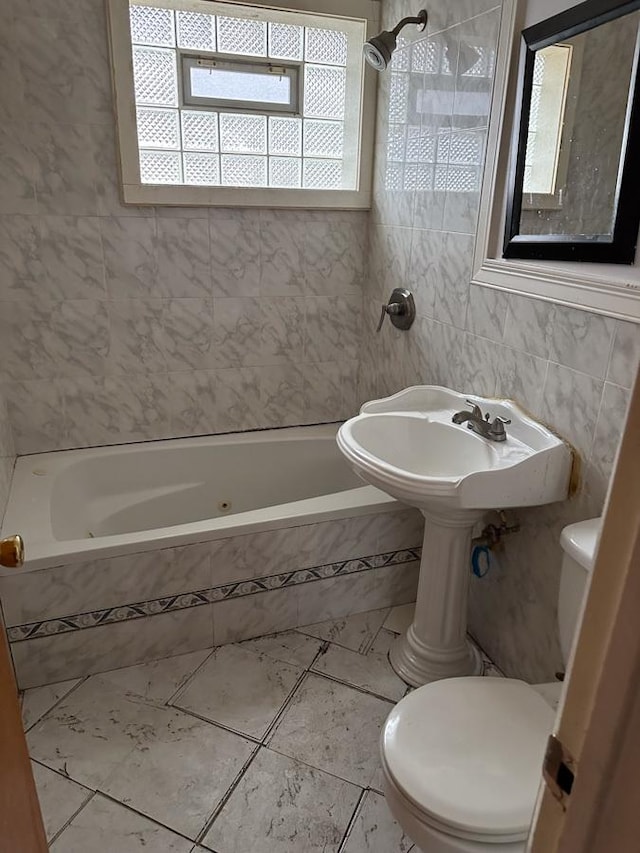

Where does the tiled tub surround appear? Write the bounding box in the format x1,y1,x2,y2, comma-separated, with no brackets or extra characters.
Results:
2,508,423,688
22,607,503,852
361,0,640,683
0,0,366,455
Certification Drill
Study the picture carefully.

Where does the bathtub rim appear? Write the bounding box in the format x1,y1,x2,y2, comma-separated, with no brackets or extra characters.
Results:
1,424,400,573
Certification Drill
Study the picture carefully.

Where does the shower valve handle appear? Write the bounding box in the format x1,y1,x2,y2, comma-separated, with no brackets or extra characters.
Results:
376,288,416,333
376,302,402,331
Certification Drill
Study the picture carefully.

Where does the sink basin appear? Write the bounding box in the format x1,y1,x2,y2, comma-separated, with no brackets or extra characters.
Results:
337,386,572,512
337,386,573,687
348,415,494,479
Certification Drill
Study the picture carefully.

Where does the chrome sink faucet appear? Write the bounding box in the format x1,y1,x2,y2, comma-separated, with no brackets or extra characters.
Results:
452,400,511,442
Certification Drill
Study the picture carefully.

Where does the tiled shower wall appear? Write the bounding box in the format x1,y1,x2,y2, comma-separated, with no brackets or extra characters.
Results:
0,0,365,456
362,0,640,682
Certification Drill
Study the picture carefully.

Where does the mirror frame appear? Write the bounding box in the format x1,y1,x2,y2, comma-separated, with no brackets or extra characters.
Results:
503,0,640,263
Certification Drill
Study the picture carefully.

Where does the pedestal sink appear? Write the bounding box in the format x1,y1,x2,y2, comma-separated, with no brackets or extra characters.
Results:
337,386,573,687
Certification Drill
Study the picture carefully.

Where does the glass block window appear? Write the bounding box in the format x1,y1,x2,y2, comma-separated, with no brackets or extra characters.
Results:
217,16,267,56
269,117,301,156
269,22,303,60
139,149,182,183
137,107,180,148
132,46,179,106
124,0,367,195
176,11,215,51
181,110,218,151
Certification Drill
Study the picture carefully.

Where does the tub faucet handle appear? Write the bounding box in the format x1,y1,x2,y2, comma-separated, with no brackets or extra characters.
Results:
0,534,24,569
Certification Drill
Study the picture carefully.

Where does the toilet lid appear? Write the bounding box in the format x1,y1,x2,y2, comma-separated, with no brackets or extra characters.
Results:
382,677,555,841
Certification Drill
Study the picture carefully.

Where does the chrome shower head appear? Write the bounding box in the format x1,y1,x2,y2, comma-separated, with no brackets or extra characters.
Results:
363,9,428,71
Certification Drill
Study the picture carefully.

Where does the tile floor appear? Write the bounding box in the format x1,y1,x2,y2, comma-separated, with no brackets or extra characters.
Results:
22,604,503,852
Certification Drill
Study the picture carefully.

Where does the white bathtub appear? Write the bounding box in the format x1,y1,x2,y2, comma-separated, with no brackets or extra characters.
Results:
2,424,397,572
1,425,423,688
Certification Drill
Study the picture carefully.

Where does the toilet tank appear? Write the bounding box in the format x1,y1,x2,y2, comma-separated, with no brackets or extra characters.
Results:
558,518,601,666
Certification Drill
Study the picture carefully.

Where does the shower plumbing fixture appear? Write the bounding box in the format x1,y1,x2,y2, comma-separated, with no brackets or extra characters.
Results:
363,9,428,71
377,288,416,331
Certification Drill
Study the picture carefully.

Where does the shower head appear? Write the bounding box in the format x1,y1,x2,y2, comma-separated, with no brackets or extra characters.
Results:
363,9,428,71
363,32,397,71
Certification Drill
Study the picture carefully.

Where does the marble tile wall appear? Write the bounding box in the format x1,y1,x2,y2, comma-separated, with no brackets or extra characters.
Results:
0,0,365,454
11,559,421,688
4,507,423,687
363,0,640,682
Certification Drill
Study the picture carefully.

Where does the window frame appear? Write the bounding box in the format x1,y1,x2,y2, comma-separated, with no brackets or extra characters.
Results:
106,0,379,209
180,53,302,114
521,40,583,212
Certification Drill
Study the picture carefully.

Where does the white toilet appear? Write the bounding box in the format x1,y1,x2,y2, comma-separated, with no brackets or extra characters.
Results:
380,518,600,853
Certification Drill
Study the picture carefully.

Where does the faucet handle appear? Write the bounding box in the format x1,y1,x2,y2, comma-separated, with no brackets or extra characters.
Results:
465,399,483,418
489,415,511,441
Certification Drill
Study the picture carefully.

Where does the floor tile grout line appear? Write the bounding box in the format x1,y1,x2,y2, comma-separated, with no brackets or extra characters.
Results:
194,742,262,845
165,646,219,707
263,740,369,796
305,637,331,670
336,787,368,853
467,630,505,675
360,607,393,655
30,757,96,795
304,668,398,706
260,665,315,746
308,667,406,704
169,631,326,713
216,629,328,670
23,675,89,733
48,788,97,846
164,703,264,746
295,614,392,656
170,647,313,745
94,790,203,847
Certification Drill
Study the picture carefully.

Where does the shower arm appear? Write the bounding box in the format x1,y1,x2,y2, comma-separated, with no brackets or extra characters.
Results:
391,12,427,36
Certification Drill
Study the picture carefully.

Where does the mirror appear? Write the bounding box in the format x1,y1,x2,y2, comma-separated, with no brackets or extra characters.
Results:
503,0,640,263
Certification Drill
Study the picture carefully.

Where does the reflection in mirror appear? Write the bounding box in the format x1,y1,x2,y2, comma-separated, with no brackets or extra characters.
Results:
521,13,638,238
504,0,640,263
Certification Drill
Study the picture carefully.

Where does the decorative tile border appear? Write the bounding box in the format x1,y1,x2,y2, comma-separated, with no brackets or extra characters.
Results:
7,547,421,643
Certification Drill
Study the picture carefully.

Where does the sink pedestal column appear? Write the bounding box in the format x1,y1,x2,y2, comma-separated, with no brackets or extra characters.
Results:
390,508,484,687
